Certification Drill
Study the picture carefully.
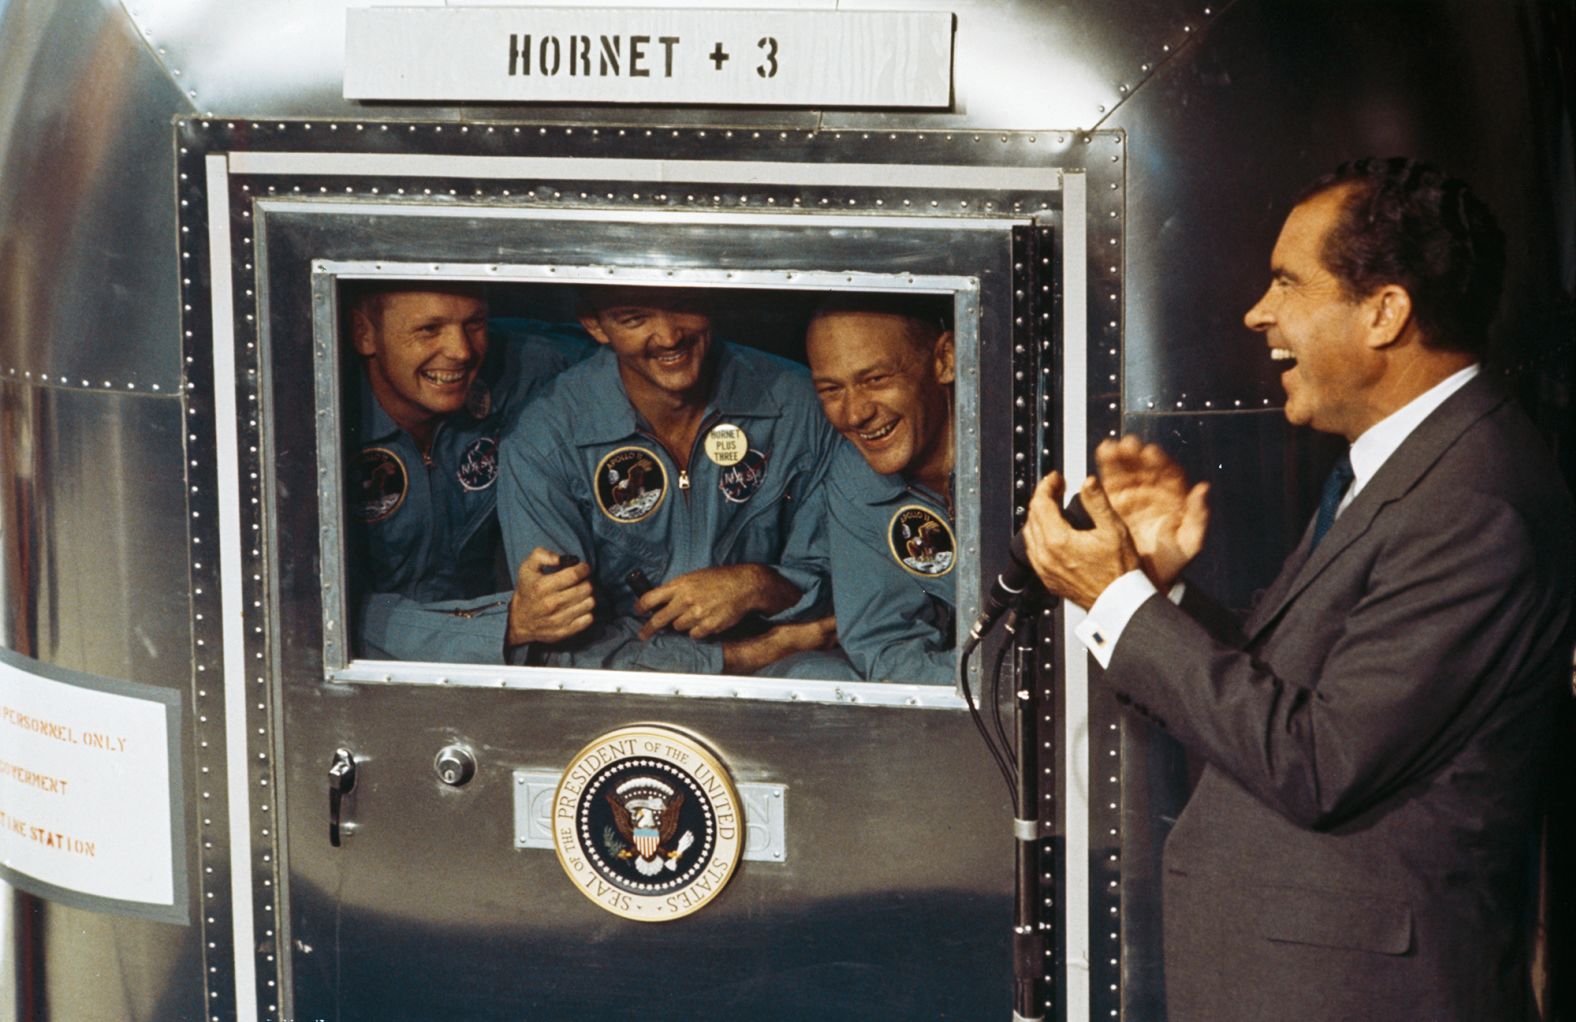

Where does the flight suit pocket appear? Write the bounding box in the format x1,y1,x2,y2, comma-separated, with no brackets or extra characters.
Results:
714,490,791,564
1249,882,1412,955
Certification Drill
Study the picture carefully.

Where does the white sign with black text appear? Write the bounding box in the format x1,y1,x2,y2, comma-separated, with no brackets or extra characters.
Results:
345,7,954,107
0,660,177,909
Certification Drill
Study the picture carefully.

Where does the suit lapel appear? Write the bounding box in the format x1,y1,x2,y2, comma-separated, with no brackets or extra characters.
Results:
1244,375,1508,645
1243,518,1316,637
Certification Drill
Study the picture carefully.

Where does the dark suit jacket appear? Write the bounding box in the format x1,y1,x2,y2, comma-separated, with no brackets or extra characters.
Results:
1106,375,1575,1021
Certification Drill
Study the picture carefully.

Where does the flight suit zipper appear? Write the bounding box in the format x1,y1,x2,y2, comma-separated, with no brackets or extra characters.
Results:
636,412,717,580
681,414,725,565
420,421,445,469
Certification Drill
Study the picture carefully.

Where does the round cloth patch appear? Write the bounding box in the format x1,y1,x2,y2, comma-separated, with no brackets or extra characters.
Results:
717,449,768,504
351,447,408,524
888,504,956,577
595,446,667,523
552,724,743,922
457,436,499,492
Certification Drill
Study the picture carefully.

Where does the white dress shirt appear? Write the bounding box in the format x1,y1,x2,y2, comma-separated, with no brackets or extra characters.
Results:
1075,363,1482,668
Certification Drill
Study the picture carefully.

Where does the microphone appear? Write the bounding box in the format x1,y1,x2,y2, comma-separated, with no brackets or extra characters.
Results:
965,493,1095,651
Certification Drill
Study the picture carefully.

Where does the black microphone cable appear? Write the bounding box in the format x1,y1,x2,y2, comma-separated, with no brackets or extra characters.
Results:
990,613,1018,780
961,612,1019,803
963,491,1096,801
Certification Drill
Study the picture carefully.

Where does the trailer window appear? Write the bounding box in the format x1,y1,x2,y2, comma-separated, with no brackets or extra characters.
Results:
326,275,975,693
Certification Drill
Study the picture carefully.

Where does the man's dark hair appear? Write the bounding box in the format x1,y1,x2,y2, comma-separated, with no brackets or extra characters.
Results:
1298,157,1505,355
807,292,953,351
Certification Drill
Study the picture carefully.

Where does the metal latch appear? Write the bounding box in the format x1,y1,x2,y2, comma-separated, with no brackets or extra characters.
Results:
328,748,357,847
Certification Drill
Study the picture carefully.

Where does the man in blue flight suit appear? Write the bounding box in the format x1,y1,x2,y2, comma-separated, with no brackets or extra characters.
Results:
347,281,589,662
805,294,957,684
498,286,839,674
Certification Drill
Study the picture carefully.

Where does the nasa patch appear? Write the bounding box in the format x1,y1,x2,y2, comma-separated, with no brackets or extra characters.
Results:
552,724,743,922
457,436,499,492
595,446,667,523
887,504,956,577
351,447,408,524
717,449,768,504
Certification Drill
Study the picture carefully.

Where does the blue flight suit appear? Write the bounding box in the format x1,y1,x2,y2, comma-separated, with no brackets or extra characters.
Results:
824,441,957,684
353,319,592,662
497,341,837,674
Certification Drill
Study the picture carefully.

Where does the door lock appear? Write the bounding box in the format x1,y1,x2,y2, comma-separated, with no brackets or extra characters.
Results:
434,745,476,787
328,748,357,847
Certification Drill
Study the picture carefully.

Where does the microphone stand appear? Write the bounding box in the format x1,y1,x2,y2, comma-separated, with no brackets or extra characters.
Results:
1009,604,1048,1022
964,497,1083,1019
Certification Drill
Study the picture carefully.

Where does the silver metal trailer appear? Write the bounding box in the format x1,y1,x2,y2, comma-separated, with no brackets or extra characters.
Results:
1,2,1571,1020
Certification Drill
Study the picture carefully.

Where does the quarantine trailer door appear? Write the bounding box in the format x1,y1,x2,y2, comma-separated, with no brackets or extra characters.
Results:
177,120,1123,1020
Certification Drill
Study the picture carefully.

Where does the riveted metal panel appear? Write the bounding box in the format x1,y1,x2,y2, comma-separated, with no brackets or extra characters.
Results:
283,687,1015,1019
121,0,1219,131
1109,1,1571,418
171,118,1121,1020
0,381,191,682
0,380,207,1019
0,0,188,391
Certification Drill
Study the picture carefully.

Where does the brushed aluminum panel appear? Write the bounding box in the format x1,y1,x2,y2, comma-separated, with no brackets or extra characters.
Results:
0,0,188,391
1110,0,1570,417
0,382,205,1019
0,382,192,682
282,685,1014,1020
120,0,1221,131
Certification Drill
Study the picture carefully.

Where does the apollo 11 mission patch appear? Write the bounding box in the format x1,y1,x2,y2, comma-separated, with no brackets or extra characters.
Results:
594,446,667,523
351,447,408,523
888,504,956,577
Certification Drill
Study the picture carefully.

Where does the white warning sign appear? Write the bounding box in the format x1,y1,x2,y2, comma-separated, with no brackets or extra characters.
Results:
0,657,179,911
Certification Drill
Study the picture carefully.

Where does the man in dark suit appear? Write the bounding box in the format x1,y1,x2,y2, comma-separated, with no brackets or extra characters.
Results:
1023,158,1575,1020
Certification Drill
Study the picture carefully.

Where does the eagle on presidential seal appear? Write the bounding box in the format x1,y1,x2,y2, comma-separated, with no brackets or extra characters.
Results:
603,777,696,877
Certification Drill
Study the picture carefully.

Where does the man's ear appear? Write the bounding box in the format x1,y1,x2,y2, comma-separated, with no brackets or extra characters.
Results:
1364,284,1413,350
350,308,378,357
578,313,611,346
933,330,956,385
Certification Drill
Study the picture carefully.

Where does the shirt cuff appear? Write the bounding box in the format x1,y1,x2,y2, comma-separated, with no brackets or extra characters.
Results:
1074,570,1160,669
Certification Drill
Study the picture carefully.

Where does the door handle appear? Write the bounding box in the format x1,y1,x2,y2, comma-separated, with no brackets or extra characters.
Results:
328,748,357,848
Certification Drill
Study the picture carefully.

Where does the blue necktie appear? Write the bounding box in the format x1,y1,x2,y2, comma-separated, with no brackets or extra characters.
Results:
1310,452,1354,551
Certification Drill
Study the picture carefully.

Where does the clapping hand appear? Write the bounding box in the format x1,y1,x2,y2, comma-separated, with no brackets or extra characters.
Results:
1094,435,1209,589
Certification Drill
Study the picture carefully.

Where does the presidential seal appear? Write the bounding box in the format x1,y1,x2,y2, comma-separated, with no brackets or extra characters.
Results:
888,504,956,577
351,447,408,524
552,724,743,922
595,447,667,523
